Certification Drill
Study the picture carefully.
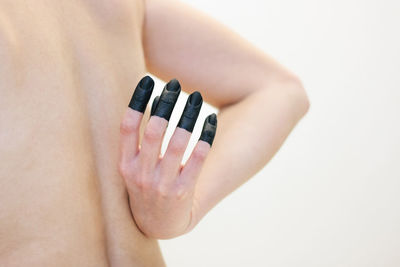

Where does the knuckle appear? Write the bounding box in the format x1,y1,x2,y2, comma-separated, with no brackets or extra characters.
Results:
133,178,143,189
169,139,186,156
156,184,171,198
143,124,163,142
134,178,151,191
120,116,139,135
193,146,208,161
175,188,189,200
118,162,132,177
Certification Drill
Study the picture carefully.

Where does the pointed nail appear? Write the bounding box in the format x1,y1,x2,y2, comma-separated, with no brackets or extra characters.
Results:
189,91,202,106
128,76,155,112
199,113,217,146
207,113,217,126
166,79,180,92
152,79,181,121
177,91,203,132
139,75,155,90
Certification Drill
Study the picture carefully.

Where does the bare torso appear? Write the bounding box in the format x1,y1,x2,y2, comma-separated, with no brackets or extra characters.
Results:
0,0,165,266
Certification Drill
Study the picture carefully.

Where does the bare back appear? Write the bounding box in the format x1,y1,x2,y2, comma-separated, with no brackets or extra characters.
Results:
0,0,165,266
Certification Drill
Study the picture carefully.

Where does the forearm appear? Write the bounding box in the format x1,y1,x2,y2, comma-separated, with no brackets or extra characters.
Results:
187,79,309,232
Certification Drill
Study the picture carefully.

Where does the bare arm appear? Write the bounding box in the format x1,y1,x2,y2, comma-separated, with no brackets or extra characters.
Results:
142,0,309,234
118,0,309,238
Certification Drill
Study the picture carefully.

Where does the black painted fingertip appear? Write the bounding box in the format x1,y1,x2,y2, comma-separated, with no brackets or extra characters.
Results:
150,96,160,116
166,78,180,92
128,75,155,113
177,91,203,132
152,79,181,121
199,113,217,146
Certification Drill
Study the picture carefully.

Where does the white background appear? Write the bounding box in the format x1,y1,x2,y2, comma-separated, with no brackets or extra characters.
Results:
157,0,400,266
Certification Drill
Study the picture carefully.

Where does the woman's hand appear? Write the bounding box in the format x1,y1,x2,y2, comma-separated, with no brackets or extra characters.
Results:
119,76,217,239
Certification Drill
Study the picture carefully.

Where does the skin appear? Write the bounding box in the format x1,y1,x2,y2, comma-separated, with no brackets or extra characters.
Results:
121,79,215,239
0,0,308,266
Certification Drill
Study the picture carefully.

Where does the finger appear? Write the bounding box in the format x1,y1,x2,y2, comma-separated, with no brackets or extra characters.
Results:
139,79,181,171
177,91,203,132
160,92,203,179
120,76,154,165
128,75,154,113
199,113,217,146
179,114,217,185
152,79,181,120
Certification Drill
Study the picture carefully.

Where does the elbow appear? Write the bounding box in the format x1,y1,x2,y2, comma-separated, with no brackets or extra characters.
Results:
268,74,310,120
286,75,310,119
